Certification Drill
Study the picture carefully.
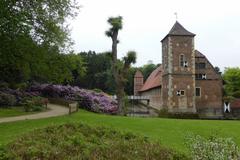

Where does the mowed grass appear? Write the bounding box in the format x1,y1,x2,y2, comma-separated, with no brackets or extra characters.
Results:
0,109,240,153
0,107,35,118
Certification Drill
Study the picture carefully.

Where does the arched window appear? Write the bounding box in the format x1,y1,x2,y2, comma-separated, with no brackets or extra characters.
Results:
179,54,185,67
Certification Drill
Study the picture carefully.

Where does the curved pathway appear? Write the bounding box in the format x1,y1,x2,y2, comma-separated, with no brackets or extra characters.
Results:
0,104,69,123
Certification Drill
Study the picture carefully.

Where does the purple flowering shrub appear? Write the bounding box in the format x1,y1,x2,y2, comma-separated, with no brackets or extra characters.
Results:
0,88,40,107
29,84,118,114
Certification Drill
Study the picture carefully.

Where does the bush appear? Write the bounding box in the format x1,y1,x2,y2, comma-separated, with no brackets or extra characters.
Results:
30,84,118,114
185,134,240,160
1,123,189,160
0,82,9,89
158,108,199,119
23,99,33,112
32,106,44,112
21,96,46,112
93,88,103,93
13,83,28,90
48,98,72,107
0,92,17,107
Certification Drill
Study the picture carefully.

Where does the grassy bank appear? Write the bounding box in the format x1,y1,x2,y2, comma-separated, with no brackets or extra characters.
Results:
1,123,188,160
0,109,240,153
0,107,36,118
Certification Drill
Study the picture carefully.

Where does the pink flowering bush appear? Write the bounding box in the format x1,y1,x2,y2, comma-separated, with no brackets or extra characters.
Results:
29,84,118,114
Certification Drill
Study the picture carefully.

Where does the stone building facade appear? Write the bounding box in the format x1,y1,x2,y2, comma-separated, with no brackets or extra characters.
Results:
135,66,162,109
134,21,223,118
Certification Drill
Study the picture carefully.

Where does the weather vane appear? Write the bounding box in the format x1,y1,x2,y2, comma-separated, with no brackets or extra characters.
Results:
174,12,178,20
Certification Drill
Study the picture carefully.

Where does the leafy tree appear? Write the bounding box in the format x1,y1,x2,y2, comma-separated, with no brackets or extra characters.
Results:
223,67,240,98
125,67,138,95
0,0,79,49
76,51,114,93
0,0,81,86
140,63,159,81
105,16,136,114
64,53,86,83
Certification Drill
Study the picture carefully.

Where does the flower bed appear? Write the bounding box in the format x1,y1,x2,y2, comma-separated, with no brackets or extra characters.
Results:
29,84,118,114
0,84,118,114
0,88,40,107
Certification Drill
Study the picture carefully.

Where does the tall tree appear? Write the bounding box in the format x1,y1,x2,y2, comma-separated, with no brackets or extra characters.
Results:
223,67,240,98
105,16,136,114
140,63,159,81
76,51,114,93
0,0,81,86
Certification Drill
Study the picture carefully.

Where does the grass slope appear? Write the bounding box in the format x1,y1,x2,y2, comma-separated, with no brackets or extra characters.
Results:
0,109,240,153
0,107,35,118
2,123,187,160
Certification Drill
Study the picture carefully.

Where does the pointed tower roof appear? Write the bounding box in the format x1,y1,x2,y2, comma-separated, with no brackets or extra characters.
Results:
161,21,195,42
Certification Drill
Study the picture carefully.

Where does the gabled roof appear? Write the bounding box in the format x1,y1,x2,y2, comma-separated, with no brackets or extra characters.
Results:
139,65,162,92
161,21,195,42
195,50,205,58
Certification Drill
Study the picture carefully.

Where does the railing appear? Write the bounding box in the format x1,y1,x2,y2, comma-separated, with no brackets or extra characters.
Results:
48,98,78,115
110,95,150,100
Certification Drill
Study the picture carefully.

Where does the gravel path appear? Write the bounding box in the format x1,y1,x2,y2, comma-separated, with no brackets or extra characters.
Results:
0,104,69,123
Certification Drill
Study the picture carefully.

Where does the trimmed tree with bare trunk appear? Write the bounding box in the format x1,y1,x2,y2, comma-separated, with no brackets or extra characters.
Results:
105,16,136,114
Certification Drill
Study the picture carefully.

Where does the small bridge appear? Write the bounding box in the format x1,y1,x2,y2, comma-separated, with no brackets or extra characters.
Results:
111,95,150,102
111,95,158,117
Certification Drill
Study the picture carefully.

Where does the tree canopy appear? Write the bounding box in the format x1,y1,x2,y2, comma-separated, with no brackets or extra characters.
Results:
223,67,240,98
0,0,83,87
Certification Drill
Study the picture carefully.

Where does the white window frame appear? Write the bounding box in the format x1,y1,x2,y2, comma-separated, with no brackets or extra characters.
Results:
177,90,185,96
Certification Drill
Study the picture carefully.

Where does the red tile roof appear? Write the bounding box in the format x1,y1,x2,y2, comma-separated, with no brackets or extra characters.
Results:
231,99,240,109
139,65,162,92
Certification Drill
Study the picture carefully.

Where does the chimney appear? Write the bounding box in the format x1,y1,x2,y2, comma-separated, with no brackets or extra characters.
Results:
134,70,144,95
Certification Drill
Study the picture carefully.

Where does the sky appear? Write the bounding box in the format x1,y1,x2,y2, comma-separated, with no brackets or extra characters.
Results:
70,0,240,71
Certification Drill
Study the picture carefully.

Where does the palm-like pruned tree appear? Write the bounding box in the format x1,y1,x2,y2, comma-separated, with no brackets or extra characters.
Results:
105,16,136,114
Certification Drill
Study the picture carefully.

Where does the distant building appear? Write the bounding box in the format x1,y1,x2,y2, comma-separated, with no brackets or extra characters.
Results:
134,21,223,118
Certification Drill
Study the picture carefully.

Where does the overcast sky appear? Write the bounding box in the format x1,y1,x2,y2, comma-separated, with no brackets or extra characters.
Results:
70,0,240,71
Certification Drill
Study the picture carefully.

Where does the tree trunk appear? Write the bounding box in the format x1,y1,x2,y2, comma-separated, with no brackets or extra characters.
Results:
111,30,125,114
116,85,125,114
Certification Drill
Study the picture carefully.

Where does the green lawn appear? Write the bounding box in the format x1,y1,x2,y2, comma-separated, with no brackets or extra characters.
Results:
0,107,35,118
0,109,240,154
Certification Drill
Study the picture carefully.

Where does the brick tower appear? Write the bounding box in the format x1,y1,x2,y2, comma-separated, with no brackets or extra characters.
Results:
161,21,196,113
134,70,144,95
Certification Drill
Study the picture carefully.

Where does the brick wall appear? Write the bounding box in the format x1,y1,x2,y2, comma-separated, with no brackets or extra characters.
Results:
140,87,162,110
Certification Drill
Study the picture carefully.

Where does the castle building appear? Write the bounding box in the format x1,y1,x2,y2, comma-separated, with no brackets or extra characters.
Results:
134,21,223,118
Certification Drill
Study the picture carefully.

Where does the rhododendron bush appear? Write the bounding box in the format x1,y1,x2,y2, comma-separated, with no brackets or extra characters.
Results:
0,88,40,106
29,84,118,114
